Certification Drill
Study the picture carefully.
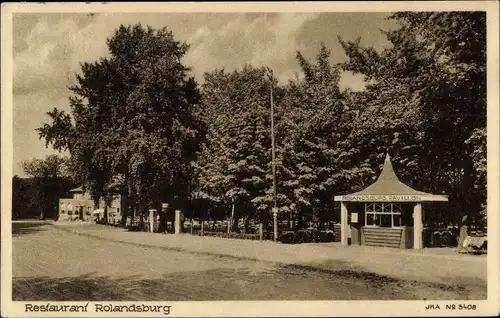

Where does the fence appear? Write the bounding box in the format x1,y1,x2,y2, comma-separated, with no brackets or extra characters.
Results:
97,215,340,243
184,221,262,241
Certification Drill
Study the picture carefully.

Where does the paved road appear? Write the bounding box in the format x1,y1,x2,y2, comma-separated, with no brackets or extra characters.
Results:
12,221,485,300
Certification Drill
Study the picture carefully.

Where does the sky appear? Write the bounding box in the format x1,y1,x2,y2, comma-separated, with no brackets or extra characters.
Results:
12,12,399,176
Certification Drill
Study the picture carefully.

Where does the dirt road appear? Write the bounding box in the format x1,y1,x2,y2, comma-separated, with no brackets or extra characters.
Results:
12,221,485,300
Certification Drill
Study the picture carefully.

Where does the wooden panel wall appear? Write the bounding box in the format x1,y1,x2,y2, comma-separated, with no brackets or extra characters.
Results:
333,224,342,242
362,227,404,248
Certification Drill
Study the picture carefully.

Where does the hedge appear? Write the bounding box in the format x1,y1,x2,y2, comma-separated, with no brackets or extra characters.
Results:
200,231,261,240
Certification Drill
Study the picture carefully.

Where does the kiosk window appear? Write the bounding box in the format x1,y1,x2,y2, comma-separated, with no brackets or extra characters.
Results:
393,214,401,227
365,203,402,228
367,213,374,226
380,214,391,227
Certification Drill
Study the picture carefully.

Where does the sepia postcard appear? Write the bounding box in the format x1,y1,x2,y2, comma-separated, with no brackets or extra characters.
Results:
1,1,499,317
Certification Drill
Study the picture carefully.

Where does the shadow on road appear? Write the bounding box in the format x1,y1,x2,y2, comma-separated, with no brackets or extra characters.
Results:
13,265,485,301
12,222,50,237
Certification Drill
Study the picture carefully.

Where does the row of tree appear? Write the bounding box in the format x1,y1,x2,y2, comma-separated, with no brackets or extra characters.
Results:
31,12,486,229
13,155,75,220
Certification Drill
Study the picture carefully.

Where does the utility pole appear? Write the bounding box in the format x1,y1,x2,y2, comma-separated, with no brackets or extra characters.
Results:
266,67,279,241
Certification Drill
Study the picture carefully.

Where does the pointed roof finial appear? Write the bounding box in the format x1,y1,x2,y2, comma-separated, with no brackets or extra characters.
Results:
385,152,391,163
336,151,449,202
376,152,399,184
347,152,428,196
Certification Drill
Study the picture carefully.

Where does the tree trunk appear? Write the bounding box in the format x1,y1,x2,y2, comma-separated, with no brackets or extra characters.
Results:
103,205,108,225
138,204,144,231
122,190,131,225
158,211,166,233
243,216,249,234
228,200,235,233
232,215,238,233
260,210,270,239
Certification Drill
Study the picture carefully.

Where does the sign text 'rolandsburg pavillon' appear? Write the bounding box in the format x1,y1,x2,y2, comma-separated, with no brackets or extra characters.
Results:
340,195,422,202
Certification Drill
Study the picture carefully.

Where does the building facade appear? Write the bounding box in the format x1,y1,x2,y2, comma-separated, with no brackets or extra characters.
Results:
334,154,448,249
58,186,123,222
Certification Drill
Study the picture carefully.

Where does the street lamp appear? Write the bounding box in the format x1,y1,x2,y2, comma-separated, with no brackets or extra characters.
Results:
266,67,278,241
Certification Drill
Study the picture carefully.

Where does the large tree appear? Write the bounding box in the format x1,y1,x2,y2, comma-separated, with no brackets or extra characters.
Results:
276,44,361,226
194,66,279,232
195,45,360,231
338,12,486,226
37,24,204,221
19,155,74,219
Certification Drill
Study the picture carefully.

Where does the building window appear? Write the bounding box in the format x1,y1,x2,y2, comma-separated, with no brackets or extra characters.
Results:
393,214,401,227
365,203,402,228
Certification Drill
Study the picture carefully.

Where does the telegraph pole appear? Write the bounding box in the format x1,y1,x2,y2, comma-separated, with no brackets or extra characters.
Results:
266,68,278,241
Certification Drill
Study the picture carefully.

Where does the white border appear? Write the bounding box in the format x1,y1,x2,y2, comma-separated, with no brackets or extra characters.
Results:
2,2,499,317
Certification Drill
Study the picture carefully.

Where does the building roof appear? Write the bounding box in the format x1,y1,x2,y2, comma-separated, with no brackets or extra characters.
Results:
334,154,448,202
351,153,429,196
69,186,84,193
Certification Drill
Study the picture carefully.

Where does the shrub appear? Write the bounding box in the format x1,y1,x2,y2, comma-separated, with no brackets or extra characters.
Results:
127,225,142,232
201,231,260,240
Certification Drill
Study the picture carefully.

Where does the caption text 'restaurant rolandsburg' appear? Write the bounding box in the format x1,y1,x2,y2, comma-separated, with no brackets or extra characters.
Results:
25,303,172,315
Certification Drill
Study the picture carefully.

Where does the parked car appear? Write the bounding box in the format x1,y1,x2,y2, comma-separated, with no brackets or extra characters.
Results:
278,227,335,244
316,229,336,242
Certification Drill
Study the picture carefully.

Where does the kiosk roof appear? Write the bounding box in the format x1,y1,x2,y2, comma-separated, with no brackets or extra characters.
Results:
334,154,448,202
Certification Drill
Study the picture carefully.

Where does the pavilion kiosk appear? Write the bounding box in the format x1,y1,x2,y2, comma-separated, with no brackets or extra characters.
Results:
334,154,448,249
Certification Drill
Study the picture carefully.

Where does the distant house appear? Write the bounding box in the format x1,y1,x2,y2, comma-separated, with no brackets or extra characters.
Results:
58,186,123,222
58,187,93,221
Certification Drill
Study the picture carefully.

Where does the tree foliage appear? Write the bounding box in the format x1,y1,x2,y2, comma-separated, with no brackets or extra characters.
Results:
338,12,486,225
35,13,486,230
276,44,361,225
17,155,74,219
37,24,204,218
193,66,276,230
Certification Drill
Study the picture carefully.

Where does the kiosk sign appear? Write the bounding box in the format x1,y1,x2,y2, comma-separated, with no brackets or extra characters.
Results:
340,195,422,202
351,212,358,223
